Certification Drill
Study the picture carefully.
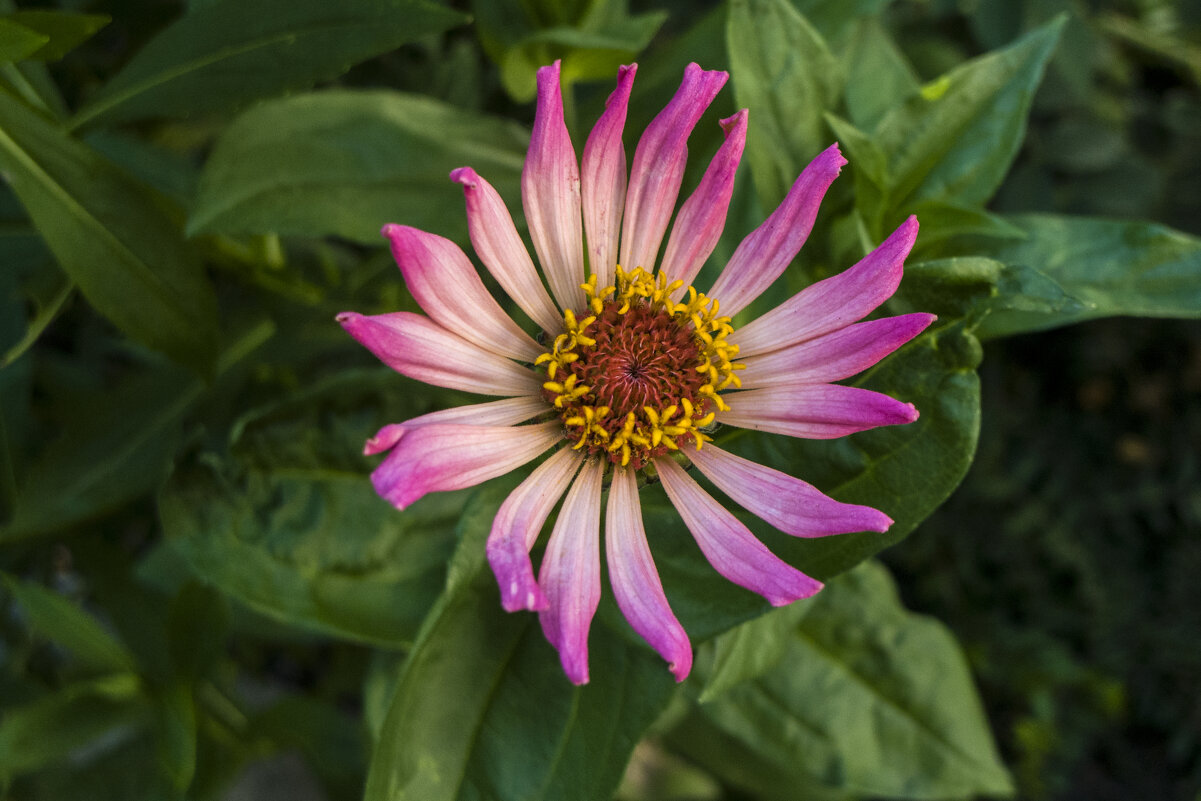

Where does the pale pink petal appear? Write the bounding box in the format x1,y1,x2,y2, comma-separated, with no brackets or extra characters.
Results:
523,61,585,313
382,224,543,362
370,422,561,510
337,311,540,396
538,458,605,685
733,216,919,357
718,384,919,439
451,167,564,336
739,313,936,388
660,109,747,294
655,458,822,606
620,63,728,274
581,64,635,292
363,396,548,455
686,443,891,537
606,466,692,682
707,144,846,317
487,447,583,613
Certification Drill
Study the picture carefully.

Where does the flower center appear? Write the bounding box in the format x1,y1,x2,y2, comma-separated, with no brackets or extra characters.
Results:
536,267,744,470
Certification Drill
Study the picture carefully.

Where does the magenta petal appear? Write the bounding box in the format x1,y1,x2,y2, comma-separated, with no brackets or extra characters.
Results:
734,216,919,357
363,397,548,456
655,458,822,606
606,466,692,682
708,143,846,317
620,63,728,274
451,167,563,335
523,61,585,313
739,313,936,388
337,311,540,396
582,64,636,293
382,224,542,362
538,458,605,685
687,443,892,537
718,384,920,439
487,447,583,613
370,422,560,510
660,109,747,293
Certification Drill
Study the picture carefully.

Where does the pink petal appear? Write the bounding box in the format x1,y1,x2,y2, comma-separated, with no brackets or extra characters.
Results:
363,396,548,456
487,447,583,613
581,64,635,293
523,61,585,313
739,313,936,388
606,466,692,682
707,143,846,317
337,311,541,396
686,443,892,537
718,384,919,439
733,216,919,357
655,458,822,606
451,167,563,335
538,458,605,685
620,63,728,274
382,224,543,362
660,109,747,293
370,421,561,510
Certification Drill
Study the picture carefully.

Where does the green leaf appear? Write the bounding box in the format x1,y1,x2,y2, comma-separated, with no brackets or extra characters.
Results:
790,0,893,45
71,0,467,129
842,16,919,132
696,602,810,703
365,482,679,801
976,214,1201,338
0,268,72,369
0,90,220,374
870,17,1065,233
728,0,842,208
166,582,229,680
0,674,147,780
0,19,48,62
152,681,197,792
671,561,1014,800
905,199,1027,258
1,573,138,674
4,10,109,62
189,90,528,245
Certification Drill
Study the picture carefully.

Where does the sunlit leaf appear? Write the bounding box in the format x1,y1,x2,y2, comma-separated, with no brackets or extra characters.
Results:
3,10,109,61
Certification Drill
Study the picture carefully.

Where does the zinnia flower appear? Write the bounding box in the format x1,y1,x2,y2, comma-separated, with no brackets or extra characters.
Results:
338,61,932,685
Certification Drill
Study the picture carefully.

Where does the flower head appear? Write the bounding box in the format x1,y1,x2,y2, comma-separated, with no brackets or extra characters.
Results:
338,61,933,685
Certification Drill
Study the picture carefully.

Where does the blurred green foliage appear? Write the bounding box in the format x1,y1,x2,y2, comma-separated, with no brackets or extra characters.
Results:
1,0,1199,799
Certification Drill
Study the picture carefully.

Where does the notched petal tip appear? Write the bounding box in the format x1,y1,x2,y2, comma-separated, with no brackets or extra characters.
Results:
363,423,406,456
449,166,477,187
720,108,748,134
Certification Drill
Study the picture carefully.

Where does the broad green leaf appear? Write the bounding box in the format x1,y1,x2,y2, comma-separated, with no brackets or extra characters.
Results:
0,19,48,62
905,199,1027,258
842,16,919,131
869,17,1065,234
152,681,196,792
891,256,1086,324
976,214,1201,338
728,0,843,208
671,561,1014,800
1,573,137,674
365,482,678,801
189,90,528,245
0,674,147,780
0,90,220,374
696,602,810,702
4,10,109,61
790,0,894,45
71,0,466,129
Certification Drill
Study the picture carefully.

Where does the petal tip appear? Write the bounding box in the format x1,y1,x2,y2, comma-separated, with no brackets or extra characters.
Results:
449,166,478,187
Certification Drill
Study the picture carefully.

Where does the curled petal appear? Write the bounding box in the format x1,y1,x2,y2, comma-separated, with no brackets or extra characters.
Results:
734,216,919,357
686,443,891,537
656,458,822,606
661,109,747,295
606,466,692,682
739,313,936,388
451,167,563,335
708,143,846,317
523,61,585,313
382,224,542,362
620,63,728,274
337,311,540,396
538,458,605,685
718,384,919,439
370,422,561,511
363,396,548,455
487,447,583,613
582,64,636,292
